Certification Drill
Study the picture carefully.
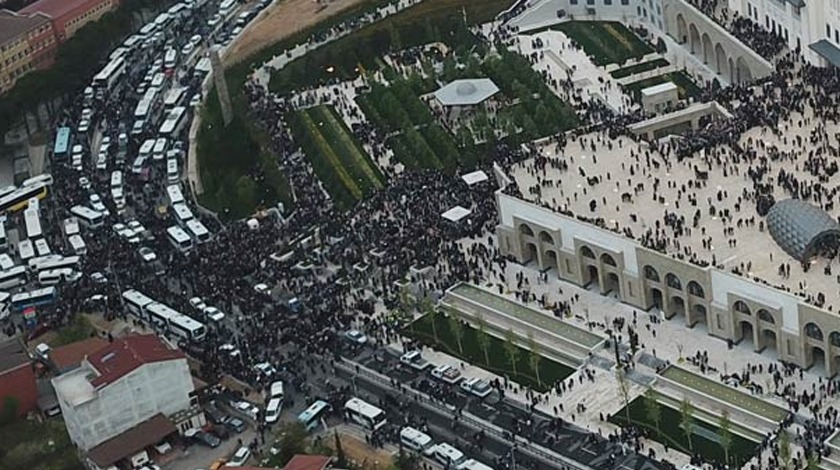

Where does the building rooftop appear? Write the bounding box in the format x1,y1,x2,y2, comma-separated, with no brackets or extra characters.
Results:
282,455,332,470
509,111,840,312
434,78,499,106
52,366,96,407
0,337,29,374
87,413,176,468
19,0,102,20
0,9,51,45
50,337,108,372
86,335,184,388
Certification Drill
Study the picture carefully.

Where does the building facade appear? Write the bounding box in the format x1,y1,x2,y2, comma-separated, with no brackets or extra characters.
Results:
52,335,194,451
0,10,57,93
19,0,120,42
495,191,840,376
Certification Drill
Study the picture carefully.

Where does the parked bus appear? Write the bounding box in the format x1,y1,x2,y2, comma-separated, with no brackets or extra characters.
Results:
34,238,50,257
122,289,156,318
68,235,87,256
172,203,194,227
11,286,57,312
168,313,206,341
53,127,71,159
0,266,26,289
23,174,53,187
163,87,187,109
70,205,104,228
0,254,13,271
166,185,185,206
167,226,193,253
134,87,162,125
153,137,168,161
344,397,387,430
0,219,7,251
457,460,495,470
38,268,79,286
219,0,237,18
30,255,80,273
24,208,42,240
163,48,178,70
185,219,211,243
297,400,331,432
0,184,47,213
17,240,34,262
159,106,188,137
93,57,126,94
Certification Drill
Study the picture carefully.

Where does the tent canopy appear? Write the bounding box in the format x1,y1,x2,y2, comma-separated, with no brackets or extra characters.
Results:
461,170,489,186
442,206,472,223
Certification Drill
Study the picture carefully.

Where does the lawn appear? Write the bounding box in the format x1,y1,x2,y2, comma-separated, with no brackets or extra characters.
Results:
0,418,83,470
51,315,93,347
555,21,653,66
290,105,385,210
406,310,576,392
609,395,760,467
623,71,703,100
610,58,670,79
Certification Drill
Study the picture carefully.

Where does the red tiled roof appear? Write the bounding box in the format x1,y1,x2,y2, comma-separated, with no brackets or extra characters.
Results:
282,455,332,470
19,0,110,20
50,337,108,371
87,335,184,388
87,413,176,467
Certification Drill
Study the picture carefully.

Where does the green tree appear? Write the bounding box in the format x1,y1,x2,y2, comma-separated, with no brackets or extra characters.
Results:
420,296,438,343
475,314,491,366
503,328,520,377
644,388,661,436
779,429,792,470
276,422,309,466
526,332,543,386
334,430,347,467
235,175,258,211
616,368,632,425
718,409,733,465
449,314,465,355
680,397,695,451
0,396,18,425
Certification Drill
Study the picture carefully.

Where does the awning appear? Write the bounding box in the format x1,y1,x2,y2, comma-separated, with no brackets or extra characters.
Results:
442,206,472,223
461,170,489,186
810,40,840,67
87,414,176,468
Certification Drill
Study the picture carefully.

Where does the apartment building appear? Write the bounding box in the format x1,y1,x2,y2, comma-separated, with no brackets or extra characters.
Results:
0,9,57,93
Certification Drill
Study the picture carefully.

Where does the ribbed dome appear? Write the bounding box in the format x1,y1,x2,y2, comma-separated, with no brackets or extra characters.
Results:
766,199,840,261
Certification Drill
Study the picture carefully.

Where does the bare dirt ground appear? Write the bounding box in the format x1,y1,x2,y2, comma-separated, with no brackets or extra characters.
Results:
225,0,375,66
328,431,395,468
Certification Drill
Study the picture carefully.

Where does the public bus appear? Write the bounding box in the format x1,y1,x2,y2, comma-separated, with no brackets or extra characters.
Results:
163,87,187,109
168,313,206,341
17,240,34,261
344,397,387,430
38,268,79,286
0,254,13,271
34,238,50,257
53,127,71,159
122,289,156,318
23,174,53,187
167,226,193,253
185,219,211,243
0,184,47,213
166,185,184,206
30,255,79,273
11,286,57,312
68,234,87,256
0,266,26,289
0,219,7,251
172,203,193,227
134,87,160,120
24,208,42,239
70,205,104,228
153,138,168,161
93,57,126,93
297,400,331,432
163,48,178,70
159,106,188,137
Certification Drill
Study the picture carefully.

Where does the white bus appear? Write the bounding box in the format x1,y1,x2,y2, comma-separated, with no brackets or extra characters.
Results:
145,301,179,329
30,255,79,273
139,22,158,36
344,397,387,430
153,137,168,161
399,427,435,454
17,240,34,261
150,72,167,89
122,289,156,318
297,400,331,432
63,217,80,236
166,185,185,206
168,312,206,342
159,106,188,137
172,203,194,226
154,13,172,30
167,226,193,252
68,234,87,256
185,219,211,243
163,87,187,109
34,238,50,257
38,268,79,286
134,87,161,122
70,205,104,228
23,174,53,187
24,208,42,239
0,254,14,271
0,266,26,289
93,57,126,93
0,219,7,251
139,138,156,160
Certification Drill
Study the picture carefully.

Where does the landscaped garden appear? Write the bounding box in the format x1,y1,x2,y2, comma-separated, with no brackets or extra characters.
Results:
609,393,761,468
555,21,653,66
406,310,576,392
0,415,83,470
622,71,703,100
610,58,670,79
290,105,386,210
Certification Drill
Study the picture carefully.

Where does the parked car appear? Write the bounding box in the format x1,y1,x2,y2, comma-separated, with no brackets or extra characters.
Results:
186,429,220,448
400,350,431,371
431,364,462,384
227,446,251,466
210,423,230,440
222,416,246,433
344,329,368,345
459,377,493,398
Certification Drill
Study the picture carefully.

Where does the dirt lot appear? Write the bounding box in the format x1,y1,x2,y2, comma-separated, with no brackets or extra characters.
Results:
328,430,394,468
225,0,375,66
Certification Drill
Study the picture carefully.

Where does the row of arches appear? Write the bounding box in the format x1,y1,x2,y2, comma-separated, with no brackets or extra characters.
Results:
674,12,753,83
643,265,705,298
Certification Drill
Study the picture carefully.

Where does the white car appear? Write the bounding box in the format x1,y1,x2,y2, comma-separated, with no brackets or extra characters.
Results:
344,330,368,345
127,220,145,236
227,446,251,467
459,377,493,398
400,351,431,371
219,343,240,357
203,306,225,322
189,297,207,312
207,14,221,27
233,401,259,421
254,362,276,377
431,364,462,384
78,176,91,190
78,118,91,133
189,93,202,107
138,247,157,262
96,150,108,170
90,194,107,212
254,283,270,295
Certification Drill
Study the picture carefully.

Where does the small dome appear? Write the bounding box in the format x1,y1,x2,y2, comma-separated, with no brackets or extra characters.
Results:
456,82,477,96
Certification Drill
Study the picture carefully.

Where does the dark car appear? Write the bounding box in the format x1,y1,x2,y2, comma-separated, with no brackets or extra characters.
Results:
222,416,245,433
187,430,220,448
210,423,230,440
205,403,227,425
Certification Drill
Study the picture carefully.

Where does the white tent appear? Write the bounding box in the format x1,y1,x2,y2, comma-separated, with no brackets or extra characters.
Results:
461,170,489,186
441,206,472,223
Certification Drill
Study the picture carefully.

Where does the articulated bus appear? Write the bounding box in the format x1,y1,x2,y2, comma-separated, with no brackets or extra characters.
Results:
122,289,156,317
0,184,47,213
53,127,71,159
344,397,387,430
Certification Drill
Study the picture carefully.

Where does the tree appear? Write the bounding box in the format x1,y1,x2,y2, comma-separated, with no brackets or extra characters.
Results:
644,388,661,436
449,315,465,355
275,422,309,466
420,296,438,343
680,397,695,452
503,328,520,377
616,368,632,425
334,430,347,467
0,396,18,425
475,314,491,366
526,332,543,386
779,429,792,470
719,409,733,466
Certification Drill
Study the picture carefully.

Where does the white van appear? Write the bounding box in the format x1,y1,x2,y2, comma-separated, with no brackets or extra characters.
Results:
264,397,282,424
63,217,80,236
39,268,81,286
68,234,87,256
399,427,435,454
0,254,14,271
269,381,284,399
432,443,466,468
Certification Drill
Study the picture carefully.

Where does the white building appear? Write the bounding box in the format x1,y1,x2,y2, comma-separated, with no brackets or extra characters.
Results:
52,334,194,452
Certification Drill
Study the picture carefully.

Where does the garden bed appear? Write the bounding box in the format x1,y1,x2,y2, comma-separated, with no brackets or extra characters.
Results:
610,58,670,79
555,21,652,66
623,71,703,100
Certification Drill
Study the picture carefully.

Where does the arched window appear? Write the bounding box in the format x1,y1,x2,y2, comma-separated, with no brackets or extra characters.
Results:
644,266,660,282
665,273,682,290
539,231,554,244
600,253,617,266
687,281,705,298
757,309,775,324
805,323,824,341
519,224,534,236
733,300,750,315
580,246,596,259
831,332,840,348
